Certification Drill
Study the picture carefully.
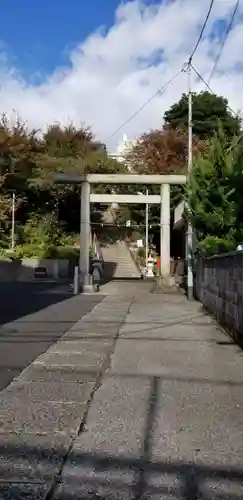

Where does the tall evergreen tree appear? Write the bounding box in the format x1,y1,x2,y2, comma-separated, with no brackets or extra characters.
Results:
187,129,243,255
164,92,241,139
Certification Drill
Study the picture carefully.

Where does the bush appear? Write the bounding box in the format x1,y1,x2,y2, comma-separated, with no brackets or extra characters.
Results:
14,244,45,259
187,128,243,257
12,244,80,260
198,236,235,257
58,233,79,247
44,245,79,260
137,247,146,259
0,248,11,261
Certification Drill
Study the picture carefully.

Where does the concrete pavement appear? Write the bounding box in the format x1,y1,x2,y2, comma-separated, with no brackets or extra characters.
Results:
0,282,103,391
0,283,243,498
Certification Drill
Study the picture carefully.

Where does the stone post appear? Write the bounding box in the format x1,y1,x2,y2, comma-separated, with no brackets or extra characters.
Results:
80,179,91,290
160,183,171,282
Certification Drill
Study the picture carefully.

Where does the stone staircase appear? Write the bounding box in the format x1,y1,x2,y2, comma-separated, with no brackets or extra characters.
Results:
98,207,140,280
101,240,141,279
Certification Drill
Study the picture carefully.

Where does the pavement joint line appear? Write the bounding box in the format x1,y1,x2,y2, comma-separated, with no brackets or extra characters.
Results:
19,400,89,405
14,380,96,385
45,351,111,355
0,479,45,485
59,337,113,340
32,364,106,370
0,430,78,437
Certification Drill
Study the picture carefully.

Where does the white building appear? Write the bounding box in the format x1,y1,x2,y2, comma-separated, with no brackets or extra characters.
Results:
109,134,138,208
111,134,138,168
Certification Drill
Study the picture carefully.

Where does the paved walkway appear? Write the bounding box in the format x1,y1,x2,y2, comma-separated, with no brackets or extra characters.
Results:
0,284,243,499
0,283,102,391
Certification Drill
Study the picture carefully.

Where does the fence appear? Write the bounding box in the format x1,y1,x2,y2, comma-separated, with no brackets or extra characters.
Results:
195,251,243,342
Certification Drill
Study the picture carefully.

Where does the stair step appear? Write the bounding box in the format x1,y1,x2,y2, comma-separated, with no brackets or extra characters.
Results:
99,237,141,279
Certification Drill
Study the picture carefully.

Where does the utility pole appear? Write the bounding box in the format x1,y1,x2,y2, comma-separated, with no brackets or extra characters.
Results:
187,63,194,300
11,192,15,250
145,189,149,271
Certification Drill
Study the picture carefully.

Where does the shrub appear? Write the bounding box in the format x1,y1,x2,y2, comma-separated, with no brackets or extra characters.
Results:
0,248,10,260
13,244,45,259
13,244,80,260
187,127,243,256
137,247,146,259
45,246,79,260
198,236,236,257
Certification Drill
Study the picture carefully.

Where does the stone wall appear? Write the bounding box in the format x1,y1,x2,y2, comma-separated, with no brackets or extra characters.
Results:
19,259,70,280
0,259,75,282
196,251,243,341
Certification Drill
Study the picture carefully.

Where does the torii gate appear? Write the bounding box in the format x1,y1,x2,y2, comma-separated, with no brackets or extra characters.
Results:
55,173,187,289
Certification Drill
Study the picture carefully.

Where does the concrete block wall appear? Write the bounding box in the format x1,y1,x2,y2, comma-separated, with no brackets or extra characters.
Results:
196,252,243,340
18,259,70,280
0,259,74,282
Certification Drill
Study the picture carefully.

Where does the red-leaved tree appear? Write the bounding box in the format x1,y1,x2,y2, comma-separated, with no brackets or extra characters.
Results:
126,127,204,174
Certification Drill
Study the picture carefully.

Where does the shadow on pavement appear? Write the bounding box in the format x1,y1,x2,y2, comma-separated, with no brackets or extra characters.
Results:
0,371,242,499
0,446,242,499
0,288,103,392
102,261,117,284
0,281,72,327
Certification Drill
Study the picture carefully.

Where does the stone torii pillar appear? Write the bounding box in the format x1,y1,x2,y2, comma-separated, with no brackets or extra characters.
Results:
80,179,91,291
160,183,171,281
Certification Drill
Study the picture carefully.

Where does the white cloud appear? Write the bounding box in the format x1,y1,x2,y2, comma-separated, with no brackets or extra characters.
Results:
0,0,243,151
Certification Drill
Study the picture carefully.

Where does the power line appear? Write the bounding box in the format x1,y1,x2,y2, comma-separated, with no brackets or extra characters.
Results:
208,0,240,83
106,69,183,142
188,0,215,64
191,64,215,93
106,0,214,143
191,63,240,118
191,63,243,149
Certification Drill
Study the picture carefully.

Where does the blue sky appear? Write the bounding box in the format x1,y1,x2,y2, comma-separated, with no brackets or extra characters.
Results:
0,0,242,150
0,0,122,77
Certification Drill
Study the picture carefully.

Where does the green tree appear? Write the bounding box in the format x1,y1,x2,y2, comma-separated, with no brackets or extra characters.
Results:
164,91,241,139
0,117,128,251
115,127,203,243
32,123,126,189
32,123,127,235
0,117,41,246
0,175,12,245
187,129,243,255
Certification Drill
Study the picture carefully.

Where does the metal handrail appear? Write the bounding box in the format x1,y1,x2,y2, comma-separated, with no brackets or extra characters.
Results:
92,231,103,261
